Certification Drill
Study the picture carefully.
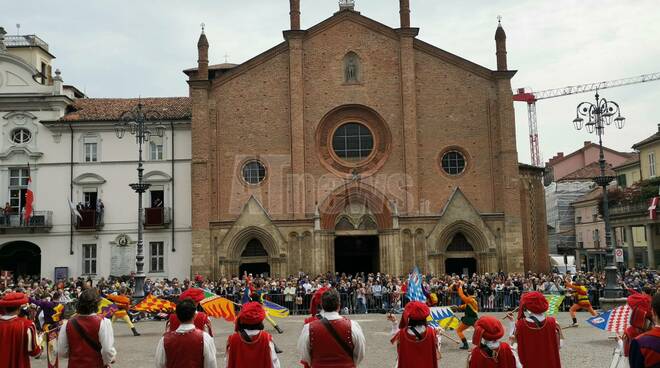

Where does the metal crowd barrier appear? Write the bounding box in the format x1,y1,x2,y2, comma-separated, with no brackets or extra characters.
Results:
211,287,608,315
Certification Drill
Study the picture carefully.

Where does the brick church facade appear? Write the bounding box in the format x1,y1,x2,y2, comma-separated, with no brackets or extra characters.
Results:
186,0,549,278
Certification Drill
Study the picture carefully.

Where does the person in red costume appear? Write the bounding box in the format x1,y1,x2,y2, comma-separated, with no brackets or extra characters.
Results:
226,301,280,368
468,316,521,368
509,291,562,368
622,287,654,357
155,299,217,368
166,288,213,336
298,288,366,368
388,301,442,368
58,288,116,368
305,287,329,325
629,292,660,367
0,292,41,368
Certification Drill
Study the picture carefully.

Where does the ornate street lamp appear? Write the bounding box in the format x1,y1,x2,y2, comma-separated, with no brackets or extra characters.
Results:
114,102,164,299
572,92,626,299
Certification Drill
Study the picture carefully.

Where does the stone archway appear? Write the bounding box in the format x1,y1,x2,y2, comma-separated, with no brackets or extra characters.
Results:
0,241,41,278
435,220,495,274
227,226,282,275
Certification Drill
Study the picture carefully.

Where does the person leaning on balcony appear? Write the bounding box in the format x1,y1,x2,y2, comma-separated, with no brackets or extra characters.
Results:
95,199,104,225
2,202,11,224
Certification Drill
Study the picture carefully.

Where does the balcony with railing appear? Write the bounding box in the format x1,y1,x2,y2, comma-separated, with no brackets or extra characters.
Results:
75,209,103,230
143,207,171,228
0,211,52,232
610,201,649,217
5,35,50,51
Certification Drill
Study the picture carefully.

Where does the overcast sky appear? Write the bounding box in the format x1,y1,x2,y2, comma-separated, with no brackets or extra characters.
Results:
3,0,659,164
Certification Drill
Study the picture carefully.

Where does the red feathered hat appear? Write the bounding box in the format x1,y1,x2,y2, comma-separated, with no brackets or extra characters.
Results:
0,292,29,307
310,287,329,316
236,302,266,330
518,291,549,319
472,316,504,346
628,292,652,329
179,288,205,303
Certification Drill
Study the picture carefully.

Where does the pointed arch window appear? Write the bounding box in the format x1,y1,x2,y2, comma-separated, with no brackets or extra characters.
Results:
446,233,474,252
241,239,268,257
343,52,360,83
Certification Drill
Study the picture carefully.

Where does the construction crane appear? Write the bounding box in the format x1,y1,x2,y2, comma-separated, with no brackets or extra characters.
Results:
513,72,660,167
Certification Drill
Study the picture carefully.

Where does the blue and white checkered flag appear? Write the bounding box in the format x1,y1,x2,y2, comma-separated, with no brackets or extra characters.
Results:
406,266,426,302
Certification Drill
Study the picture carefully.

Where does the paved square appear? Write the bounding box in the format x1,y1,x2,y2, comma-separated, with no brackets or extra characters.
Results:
34,312,614,368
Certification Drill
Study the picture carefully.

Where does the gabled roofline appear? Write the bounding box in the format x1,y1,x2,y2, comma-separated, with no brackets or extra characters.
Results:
187,8,503,86
547,142,634,167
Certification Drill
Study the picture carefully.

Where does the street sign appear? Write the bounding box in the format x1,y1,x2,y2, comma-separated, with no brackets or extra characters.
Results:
614,248,624,263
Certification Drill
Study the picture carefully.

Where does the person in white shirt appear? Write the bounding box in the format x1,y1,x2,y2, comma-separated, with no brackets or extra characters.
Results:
298,289,366,367
154,299,217,368
57,288,116,367
225,301,280,368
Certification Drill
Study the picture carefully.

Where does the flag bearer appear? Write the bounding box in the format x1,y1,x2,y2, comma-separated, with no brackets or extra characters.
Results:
106,287,140,336
388,301,442,368
452,281,479,350
565,278,597,326
623,287,654,358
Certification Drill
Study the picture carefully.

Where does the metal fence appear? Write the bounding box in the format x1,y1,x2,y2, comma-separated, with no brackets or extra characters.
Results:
215,289,604,315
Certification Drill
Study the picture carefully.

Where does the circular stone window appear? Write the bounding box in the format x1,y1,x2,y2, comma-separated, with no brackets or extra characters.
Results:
241,160,266,185
316,105,392,178
332,122,374,162
441,150,466,175
11,128,32,144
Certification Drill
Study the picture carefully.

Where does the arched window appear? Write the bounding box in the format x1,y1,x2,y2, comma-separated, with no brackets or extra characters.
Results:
241,239,268,257
446,233,474,252
343,52,360,83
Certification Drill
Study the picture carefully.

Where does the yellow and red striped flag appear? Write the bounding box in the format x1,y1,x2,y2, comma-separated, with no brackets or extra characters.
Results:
132,294,176,313
200,290,236,321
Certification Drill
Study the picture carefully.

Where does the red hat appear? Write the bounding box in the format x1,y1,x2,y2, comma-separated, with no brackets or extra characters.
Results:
399,301,430,329
0,292,29,307
628,293,652,329
236,302,265,330
179,288,205,303
518,291,549,319
472,316,504,346
310,287,329,316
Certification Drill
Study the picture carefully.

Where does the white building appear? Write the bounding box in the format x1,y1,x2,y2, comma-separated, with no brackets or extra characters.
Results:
0,27,192,281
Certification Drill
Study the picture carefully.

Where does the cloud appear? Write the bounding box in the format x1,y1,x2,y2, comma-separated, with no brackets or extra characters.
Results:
3,0,658,163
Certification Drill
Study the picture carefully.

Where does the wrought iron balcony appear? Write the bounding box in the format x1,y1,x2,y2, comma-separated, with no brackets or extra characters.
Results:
75,209,104,230
0,211,52,232
609,201,650,217
143,207,171,228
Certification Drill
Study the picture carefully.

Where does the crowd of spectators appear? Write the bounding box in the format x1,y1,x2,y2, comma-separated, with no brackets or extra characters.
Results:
2,268,657,316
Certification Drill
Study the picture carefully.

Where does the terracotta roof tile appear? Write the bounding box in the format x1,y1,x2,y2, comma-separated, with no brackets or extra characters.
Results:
559,161,615,181
60,97,191,122
612,154,640,170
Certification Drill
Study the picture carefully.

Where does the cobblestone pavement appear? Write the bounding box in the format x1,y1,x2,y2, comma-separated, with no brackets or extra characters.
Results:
34,312,615,368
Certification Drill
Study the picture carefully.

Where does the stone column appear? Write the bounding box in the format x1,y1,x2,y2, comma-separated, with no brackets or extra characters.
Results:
645,224,656,269
625,225,635,269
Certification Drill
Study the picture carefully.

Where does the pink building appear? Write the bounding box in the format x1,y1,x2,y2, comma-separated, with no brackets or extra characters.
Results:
546,141,635,184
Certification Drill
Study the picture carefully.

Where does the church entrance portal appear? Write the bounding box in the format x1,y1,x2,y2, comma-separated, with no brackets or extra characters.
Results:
239,238,270,277
334,236,379,275
445,258,477,276
0,241,41,278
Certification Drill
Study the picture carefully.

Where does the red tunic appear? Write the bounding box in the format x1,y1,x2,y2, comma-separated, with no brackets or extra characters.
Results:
0,316,41,368
168,312,213,336
393,326,438,368
515,317,561,368
469,342,516,368
304,315,321,325
226,331,273,368
65,315,104,368
163,328,204,368
309,318,355,368
624,325,645,357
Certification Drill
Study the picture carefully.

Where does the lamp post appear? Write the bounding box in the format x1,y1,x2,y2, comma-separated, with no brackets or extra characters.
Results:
572,92,626,299
114,102,164,299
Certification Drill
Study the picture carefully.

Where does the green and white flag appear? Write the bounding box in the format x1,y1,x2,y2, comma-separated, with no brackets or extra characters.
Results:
544,294,565,316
